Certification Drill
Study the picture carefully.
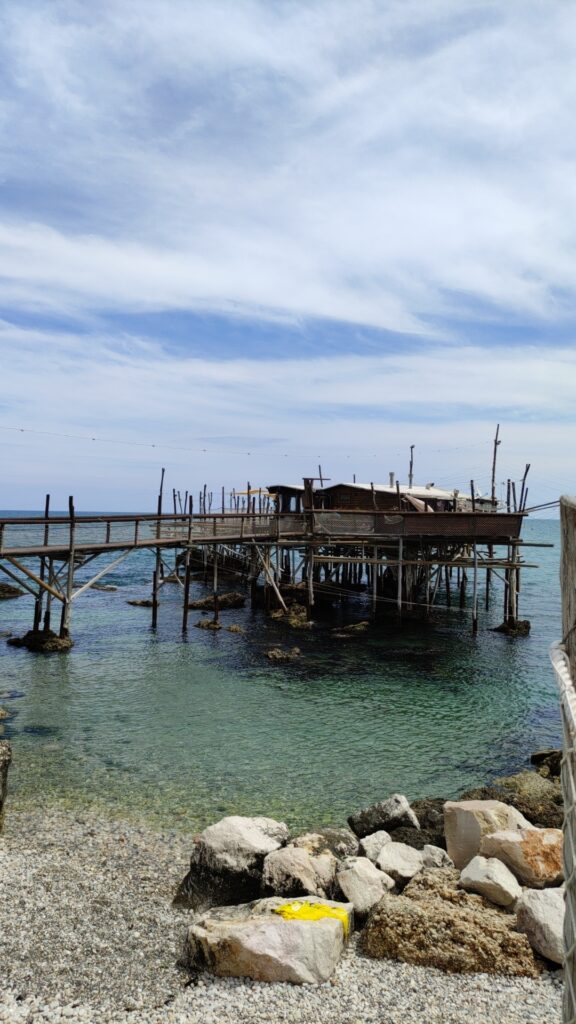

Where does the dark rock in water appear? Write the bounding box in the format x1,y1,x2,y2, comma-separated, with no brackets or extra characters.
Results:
7,630,73,653
289,827,360,861
189,591,246,611
270,606,312,630
531,749,561,781
174,815,290,911
492,620,531,636
0,740,12,832
389,826,446,851
361,867,538,977
0,582,23,600
0,707,14,721
266,647,300,662
409,797,447,849
90,583,118,591
459,770,563,829
194,619,222,631
332,621,370,636
348,794,420,839
227,624,244,634
127,599,154,607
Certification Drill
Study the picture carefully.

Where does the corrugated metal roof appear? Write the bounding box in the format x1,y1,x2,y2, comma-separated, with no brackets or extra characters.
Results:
323,482,459,499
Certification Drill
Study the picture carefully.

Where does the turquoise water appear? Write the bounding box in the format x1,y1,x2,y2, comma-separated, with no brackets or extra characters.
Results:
0,518,562,832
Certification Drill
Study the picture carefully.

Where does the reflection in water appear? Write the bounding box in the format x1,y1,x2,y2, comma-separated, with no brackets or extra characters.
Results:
0,520,562,832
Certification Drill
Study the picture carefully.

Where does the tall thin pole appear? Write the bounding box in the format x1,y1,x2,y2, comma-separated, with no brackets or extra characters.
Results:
408,446,414,489
33,493,50,631
491,424,501,506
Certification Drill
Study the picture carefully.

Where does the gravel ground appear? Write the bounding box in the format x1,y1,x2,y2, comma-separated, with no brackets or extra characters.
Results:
0,804,563,1024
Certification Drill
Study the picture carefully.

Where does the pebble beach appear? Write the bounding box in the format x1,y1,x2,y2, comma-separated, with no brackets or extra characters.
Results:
0,803,562,1024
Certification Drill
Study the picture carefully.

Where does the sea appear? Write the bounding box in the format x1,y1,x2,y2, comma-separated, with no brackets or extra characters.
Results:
0,515,562,834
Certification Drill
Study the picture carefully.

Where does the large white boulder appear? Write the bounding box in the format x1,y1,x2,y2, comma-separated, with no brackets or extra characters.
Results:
516,888,564,964
480,828,563,888
186,896,353,984
359,830,392,863
376,842,423,884
262,846,337,897
175,815,290,909
460,855,522,907
348,794,419,838
335,856,395,915
443,800,533,869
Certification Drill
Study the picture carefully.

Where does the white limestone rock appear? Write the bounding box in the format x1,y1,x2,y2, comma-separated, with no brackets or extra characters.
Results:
335,856,395,915
480,828,563,888
359,830,392,863
422,845,454,869
262,845,337,898
459,855,522,907
175,815,290,909
516,888,564,964
348,794,420,838
443,799,533,869
186,896,353,984
376,842,424,885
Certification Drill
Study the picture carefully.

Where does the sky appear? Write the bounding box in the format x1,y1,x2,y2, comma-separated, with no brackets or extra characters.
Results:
0,0,574,511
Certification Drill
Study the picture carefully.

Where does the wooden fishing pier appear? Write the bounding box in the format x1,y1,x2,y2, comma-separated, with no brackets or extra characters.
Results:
0,483,543,649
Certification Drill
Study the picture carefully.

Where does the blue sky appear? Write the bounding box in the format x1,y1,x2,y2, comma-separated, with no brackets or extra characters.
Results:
0,0,574,510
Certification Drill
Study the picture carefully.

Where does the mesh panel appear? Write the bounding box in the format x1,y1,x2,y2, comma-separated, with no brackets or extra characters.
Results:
551,642,574,1022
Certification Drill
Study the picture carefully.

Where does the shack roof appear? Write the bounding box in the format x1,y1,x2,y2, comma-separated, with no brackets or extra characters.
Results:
322,482,459,499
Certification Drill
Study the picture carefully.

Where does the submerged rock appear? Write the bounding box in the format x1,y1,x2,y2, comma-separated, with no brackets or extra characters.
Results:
6,630,73,652
0,740,12,832
127,599,153,607
266,647,300,662
361,867,538,977
348,794,420,839
194,619,222,631
0,582,23,600
189,591,246,611
492,620,531,636
531,749,562,781
270,606,312,629
174,815,289,911
185,895,353,984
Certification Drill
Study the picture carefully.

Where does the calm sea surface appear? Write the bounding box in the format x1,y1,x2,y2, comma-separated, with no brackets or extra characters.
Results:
0,516,562,832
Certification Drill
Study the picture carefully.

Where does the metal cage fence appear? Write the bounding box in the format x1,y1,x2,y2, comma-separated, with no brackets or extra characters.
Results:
551,641,576,1023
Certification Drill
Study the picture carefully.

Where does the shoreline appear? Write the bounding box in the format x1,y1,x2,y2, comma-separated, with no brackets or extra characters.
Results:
0,798,563,1024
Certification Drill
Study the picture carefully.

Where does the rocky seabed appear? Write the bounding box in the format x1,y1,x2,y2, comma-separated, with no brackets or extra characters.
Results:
0,750,565,1023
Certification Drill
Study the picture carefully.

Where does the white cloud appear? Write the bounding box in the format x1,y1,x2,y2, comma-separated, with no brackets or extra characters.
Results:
0,1,575,330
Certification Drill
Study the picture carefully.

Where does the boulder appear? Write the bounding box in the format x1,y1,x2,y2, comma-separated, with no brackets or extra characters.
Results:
0,741,12,832
348,794,419,839
391,826,443,851
262,846,337,898
186,895,353,984
174,815,289,910
189,591,246,610
460,771,563,829
443,799,533,869
0,582,23,600
359,830,392,863
290,828,359,860
411,797,447,848
376,842,423,885
531,749,562,781
480,828,563,888
361,867,538,977
460,855,521,907
335,857,395,916
516,888,564,964
422,845,454,869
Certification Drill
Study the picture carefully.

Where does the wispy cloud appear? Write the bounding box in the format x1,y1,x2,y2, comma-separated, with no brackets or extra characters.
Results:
0,2,574,506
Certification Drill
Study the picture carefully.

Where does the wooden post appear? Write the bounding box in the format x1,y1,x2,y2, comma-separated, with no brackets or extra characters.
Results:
472,543,478,635
397,538,403,615
307,544,315,616
213,545,219,624
44,558,54,632
182,549,191,632
445,565,451,608
371,545,378,617
59,496,75,638
408,445,414,488
459,568,467,608
33,493,50,631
